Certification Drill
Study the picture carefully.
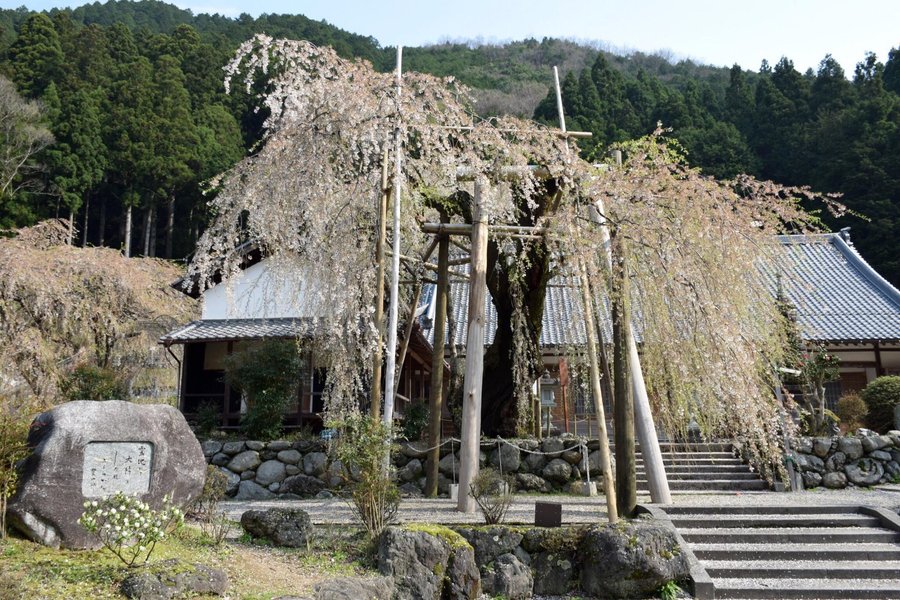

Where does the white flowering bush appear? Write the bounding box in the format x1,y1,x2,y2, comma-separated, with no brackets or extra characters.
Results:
78,492,184,566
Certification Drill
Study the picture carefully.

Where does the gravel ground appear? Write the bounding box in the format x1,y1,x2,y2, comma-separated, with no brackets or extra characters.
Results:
222,486,900,525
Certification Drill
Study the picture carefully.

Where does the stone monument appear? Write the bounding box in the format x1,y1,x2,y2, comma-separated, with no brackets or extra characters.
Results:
7,400,206,549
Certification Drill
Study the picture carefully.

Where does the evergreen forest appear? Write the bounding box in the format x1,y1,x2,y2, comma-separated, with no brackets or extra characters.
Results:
0,1,897,284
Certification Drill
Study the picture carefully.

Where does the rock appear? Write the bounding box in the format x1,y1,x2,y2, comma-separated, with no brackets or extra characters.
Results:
532,551,575,596
838,437,864,460
7,401,205,550
579,450,607,476
457,527,524,565
482,553,532,599
246,440,265,451
524,452,546,472
825,451,847,472
261,450,277,461
315,490,334,499
255,460,287,486
439,453,460,476
241,508,312,547
542,458,572,485
227,450,261,473
813,437,833,458
378,526,480,600
234,480,276,500
268,483,280,492
398,458,423,483
314,576,394,600
286,464,301,476
277,449,302,465
399,441,429,459
121,559,228,599
513,546,531,566
886,461,900,478
791,437,813,454
399,483,424,498
888,431,900,447
795,454,826,474
845,458,885,486
541,438,565,457
201,440,223,457
489,444,521,473
326,459,347,487
240,470,256,481
861,434,891,452
221,467,241,496
516,473,550,492
580,521,689,599
561,450,582,465
210,452,230,467
280,474,326,497
869,450,893,462
268,440,292,452
801,471,822,488
891,450,900,464
822,471,848,488
303,452,328,476
222,441,245,455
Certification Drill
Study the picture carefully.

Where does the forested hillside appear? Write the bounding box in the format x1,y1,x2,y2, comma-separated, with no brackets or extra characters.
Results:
0,0,897,284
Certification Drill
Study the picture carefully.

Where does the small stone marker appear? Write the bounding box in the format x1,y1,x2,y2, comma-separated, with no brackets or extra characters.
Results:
534,501,562,527
7,400,206,549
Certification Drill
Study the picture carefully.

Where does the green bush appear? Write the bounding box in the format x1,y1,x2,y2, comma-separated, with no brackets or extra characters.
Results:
0,400,32,539
224,340,302,441
193,400,222,438
401,401,428,441
862,376,900,432
836,392,867,431
469,468,513,525
60,363,128,402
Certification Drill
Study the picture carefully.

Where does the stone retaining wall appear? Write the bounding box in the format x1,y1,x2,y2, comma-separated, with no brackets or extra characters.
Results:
789,429,900,489
202,435,609,500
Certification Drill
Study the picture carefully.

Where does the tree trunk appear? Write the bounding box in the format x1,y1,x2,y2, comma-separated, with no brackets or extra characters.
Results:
371,152,390,419
123,204,132,257
67,208,75,245
149,205,158,257
425,229,449,498
99,200,107,247
143,206,152,257
165,193,175,258
82,194,90,247
612,229,637,518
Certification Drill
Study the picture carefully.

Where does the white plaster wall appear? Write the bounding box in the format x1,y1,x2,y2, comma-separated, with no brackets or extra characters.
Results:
201,261,321,319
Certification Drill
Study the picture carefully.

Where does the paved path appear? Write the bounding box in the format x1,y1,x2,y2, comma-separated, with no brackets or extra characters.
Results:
222,487,900,525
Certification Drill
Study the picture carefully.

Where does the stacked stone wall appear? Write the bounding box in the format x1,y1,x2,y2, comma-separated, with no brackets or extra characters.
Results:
789,429,900,489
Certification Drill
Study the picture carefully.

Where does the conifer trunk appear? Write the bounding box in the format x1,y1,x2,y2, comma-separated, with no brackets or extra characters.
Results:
143,206,152,257
165,193,175,258
82,194,90,247
123,204,132,257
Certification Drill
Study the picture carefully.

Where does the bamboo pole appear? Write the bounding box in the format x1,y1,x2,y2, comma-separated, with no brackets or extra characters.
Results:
371,149,389,419
578,262,618,522
383,45,403,429
457,179,487,513
425,224,449,497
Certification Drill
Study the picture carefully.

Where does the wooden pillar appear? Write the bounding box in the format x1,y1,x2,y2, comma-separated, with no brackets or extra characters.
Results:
579,263,618,522
457,179,487,513
425,226,449,497
371,150,389,419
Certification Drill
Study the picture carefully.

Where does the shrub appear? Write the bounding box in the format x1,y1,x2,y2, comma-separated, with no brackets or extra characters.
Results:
401,401,428,441
330,415,399,540
224,340,303,441
193,401,222,438
78,492,184,566
836,392,868,431
0,400,32,539
60,363,128,401
193,465,230,546
861,376,900,432
469,468,513,525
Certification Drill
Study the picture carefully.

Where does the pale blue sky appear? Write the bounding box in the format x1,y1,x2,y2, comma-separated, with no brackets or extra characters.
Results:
5,0,900,74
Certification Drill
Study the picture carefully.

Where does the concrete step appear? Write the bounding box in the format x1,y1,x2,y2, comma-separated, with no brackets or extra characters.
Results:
663,505,862,516
691,542,900,561
668,514,881,528
680,526,900,544
710,577,900,599
636,464,752,473
636,471,762,481
705,559,900,579
636,458,745,466
637,480,768,491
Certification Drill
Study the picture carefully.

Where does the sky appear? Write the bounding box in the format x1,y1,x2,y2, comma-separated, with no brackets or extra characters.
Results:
6,0,900,74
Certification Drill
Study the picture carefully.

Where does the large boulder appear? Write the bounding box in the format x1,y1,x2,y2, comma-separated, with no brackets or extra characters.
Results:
481,553,532,599
456,526,523,565
227,450,261,473
120,559,228,599
7,401,205,549
532,551,576,595
845,458,885,486
542,458,572,485
489,444,521,473
314,576,394,600
240,508,312,547
234,480,276,500
378,526,480,600
303,452,328,476
255,460,287,486
838,437,864,460
580,520,689,599
280,474,326,497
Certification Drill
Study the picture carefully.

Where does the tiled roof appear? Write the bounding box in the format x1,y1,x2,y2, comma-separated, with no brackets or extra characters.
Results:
423,233,900,348
160,318,320,344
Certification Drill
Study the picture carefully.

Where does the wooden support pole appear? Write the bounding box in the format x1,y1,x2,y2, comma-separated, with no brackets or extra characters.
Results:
371,149,389,419
425,224,449,497
457,179,488,513
578,261,618,523
383,46,403,430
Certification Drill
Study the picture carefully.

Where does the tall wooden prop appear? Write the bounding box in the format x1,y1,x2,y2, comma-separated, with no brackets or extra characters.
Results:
425,223,449,497
578,262,618,522
383,46,403,428
371,150,389,418
457,179,487,513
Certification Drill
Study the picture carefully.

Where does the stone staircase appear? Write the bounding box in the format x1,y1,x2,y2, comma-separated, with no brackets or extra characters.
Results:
629,442,768,493
646,504,900,599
